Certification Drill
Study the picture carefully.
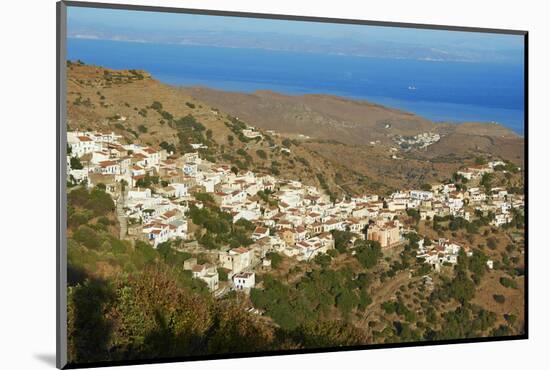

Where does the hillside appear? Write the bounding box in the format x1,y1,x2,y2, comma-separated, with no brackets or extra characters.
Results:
66,62,387,197
67,62,524,196
183,87,524,164
182,87,435,145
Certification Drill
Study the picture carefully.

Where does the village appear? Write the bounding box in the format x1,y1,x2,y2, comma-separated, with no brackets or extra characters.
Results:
393,131,441,151
67,130,524,296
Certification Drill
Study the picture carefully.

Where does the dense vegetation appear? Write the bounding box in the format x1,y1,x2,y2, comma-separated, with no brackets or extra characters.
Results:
188,203,255,249
251,268,373,330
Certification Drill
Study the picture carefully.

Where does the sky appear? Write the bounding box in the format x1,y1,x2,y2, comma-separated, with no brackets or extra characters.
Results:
67,6,525,63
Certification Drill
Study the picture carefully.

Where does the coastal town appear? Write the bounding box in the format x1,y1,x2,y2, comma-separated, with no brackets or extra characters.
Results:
67,129,524,295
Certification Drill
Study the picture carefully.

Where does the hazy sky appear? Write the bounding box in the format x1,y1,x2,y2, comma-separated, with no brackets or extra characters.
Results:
67,6,524,63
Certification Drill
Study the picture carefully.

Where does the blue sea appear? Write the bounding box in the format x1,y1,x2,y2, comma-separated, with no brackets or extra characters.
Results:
67,39,525,135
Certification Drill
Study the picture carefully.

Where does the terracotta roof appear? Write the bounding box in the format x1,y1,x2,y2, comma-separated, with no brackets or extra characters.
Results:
192,265,205,272
99,160,118,168
231,247,249,254
253,227,268,234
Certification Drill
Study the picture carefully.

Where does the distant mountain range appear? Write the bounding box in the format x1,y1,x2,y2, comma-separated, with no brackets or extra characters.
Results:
67,30,520,63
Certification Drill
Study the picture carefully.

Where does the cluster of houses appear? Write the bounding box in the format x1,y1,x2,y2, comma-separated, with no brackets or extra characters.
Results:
393,132,441,150
416,238,494,272
416,238,468,271
67,130,523,294
456,160,508,180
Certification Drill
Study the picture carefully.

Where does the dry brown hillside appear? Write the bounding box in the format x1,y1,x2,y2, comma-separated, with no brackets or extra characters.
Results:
183,87,524,165
182,87,435,145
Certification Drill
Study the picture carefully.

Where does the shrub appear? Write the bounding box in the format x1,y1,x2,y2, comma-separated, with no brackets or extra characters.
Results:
150,101,163,110
493,294,506,304
499,277,518,289
72,225,101,250
70,156,84,170
266,252,283,268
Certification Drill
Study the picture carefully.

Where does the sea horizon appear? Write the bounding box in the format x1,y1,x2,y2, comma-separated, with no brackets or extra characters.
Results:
67,38,525,135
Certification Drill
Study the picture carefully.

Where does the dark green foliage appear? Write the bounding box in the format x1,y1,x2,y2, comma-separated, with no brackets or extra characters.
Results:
499,277,518,289
70,156,84,170
176,114,205,131
251,268,364,330
447,271,476,303
73,225,101,250
68,278,114,363
380,299,415,322
406,208,420,222
150,101,163,111
193,192,215,205
331,230,354,253
135,174,159,188
68,267,278,364
504,314,517,325
188,205,253,249
493,294,506,304
491,324,511,337
68,187,115,218
160,110,173,121
468,249,488,283
314,254,332,268
137,124,148,133
266,252,283,268
336,289,359,315
354,240,382,269
427,305,497,341
218,268,229,281
358,289,373,310
175,114,207,152
68,210,93,229
480,173,493,193
256,149,267,160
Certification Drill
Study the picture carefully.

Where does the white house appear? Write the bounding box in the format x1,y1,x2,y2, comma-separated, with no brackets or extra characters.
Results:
233,272,255,291
68,134,98,157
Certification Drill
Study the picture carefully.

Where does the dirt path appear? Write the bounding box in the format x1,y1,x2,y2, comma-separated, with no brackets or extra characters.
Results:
116,191,128,240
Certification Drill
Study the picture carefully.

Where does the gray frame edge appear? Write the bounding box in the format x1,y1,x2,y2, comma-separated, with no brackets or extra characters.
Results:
57,1,68,369
62,0,527,35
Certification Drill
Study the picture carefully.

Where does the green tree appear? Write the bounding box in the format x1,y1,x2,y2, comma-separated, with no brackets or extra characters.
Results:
70,156,84,170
